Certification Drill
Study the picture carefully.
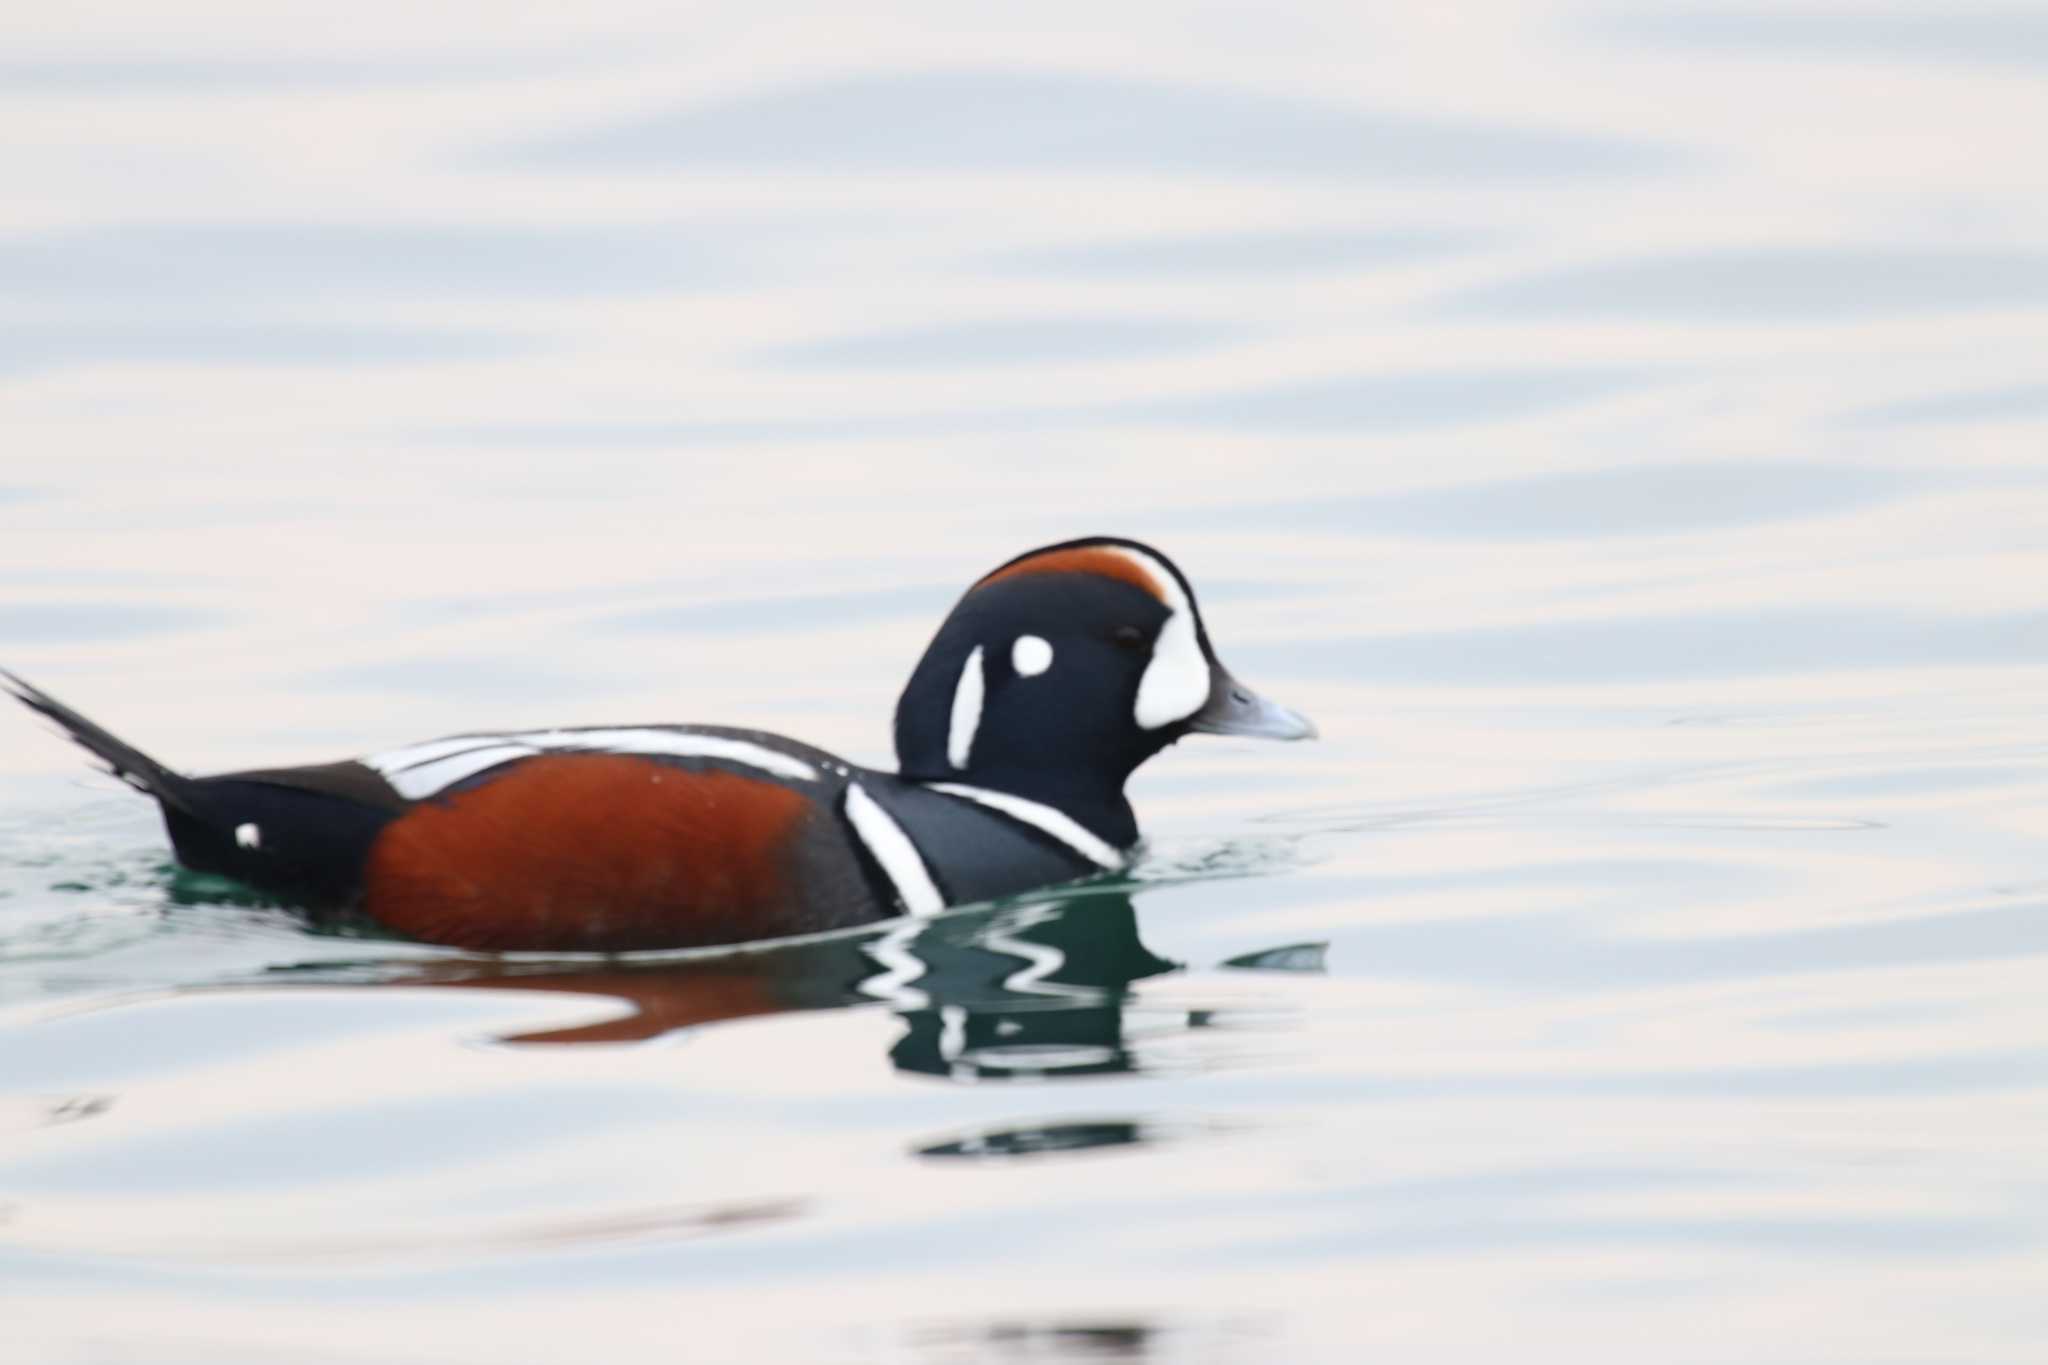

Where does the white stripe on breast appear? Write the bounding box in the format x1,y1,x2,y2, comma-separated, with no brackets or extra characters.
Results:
366,727,819,799
924,782,1129,871
844,781,946,915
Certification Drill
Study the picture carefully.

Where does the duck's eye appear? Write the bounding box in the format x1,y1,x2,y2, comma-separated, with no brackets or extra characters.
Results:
1112,625,1146,650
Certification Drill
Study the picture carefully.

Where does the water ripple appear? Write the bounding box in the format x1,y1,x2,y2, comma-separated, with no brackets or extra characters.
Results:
515,68,1679,179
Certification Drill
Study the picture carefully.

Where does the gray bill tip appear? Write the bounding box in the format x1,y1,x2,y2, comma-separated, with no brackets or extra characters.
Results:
1188,666,1318,741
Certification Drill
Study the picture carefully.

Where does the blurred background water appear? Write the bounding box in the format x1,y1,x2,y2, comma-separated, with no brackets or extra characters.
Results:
3,1,2047,1360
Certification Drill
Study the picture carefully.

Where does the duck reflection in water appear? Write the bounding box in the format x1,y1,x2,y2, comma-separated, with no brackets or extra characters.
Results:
374,889,1317,1084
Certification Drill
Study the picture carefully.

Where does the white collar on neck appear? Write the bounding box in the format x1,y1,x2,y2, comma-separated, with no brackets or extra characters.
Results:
924,782,1129,871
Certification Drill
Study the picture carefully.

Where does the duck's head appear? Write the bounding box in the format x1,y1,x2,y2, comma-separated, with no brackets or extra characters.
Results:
894,537,1314,828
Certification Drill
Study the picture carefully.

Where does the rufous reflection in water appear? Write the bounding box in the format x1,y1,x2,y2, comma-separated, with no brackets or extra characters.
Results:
358,892,1323,1084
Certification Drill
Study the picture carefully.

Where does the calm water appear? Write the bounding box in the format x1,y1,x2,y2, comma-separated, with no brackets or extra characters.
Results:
5,3,2048,1360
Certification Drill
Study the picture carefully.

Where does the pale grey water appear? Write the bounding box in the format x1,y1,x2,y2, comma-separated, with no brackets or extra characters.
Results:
3,3,2047,1361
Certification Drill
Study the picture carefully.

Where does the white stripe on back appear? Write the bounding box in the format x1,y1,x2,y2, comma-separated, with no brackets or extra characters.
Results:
366,727,819,799
516,729,819,782
844,781,946,915
385,745,538,799
925,782,1129,871
372,735,504,772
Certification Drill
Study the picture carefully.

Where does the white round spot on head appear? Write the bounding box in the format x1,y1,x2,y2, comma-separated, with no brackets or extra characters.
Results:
1012,634,1053,677
234,822,261,850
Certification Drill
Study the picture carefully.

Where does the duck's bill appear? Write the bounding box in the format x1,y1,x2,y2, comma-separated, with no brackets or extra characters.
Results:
1187,665,1318,741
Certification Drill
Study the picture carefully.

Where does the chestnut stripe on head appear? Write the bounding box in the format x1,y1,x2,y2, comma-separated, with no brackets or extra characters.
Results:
975,546,1167,601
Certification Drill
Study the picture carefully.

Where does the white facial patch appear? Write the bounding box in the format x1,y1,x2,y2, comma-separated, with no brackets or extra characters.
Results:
1104,546,1210,730
1012,634,1053,677
947,645,985,770
234,822,261,850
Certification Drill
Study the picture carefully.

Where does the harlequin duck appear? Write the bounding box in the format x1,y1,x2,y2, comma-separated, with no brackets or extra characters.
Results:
5,536,1314,952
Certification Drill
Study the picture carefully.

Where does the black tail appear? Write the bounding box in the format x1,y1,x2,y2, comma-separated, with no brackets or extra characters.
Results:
2,670,197,813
